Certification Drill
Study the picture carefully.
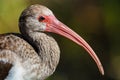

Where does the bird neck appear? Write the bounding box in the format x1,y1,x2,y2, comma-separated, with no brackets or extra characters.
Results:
23,31,60,72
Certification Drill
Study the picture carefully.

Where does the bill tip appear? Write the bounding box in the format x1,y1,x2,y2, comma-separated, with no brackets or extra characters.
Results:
99,64,104,75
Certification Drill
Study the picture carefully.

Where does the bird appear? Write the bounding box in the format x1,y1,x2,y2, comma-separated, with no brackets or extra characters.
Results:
0,4,104,80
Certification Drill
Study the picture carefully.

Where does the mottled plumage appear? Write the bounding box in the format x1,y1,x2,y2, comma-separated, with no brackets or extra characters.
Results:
0,4,104,80
0,33,60,80
0,5,60,80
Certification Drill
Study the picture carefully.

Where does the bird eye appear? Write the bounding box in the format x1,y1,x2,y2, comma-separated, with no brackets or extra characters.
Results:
38,16,45,22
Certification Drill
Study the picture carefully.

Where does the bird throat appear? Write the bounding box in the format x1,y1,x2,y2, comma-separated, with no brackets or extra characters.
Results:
23,31,60,72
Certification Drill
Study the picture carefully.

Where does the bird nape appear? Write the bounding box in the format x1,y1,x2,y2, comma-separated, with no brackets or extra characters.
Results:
0,4,104,80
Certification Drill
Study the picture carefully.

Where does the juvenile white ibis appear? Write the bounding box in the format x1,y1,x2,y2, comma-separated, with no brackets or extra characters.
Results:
0,4,104,80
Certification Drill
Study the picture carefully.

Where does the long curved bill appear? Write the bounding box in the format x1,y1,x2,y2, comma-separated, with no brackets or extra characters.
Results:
45,16,104,75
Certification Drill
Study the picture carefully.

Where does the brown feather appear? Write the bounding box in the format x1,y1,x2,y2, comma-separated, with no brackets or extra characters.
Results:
0,62,12,80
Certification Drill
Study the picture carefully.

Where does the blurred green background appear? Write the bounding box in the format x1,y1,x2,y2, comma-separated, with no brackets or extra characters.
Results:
0,0,120,80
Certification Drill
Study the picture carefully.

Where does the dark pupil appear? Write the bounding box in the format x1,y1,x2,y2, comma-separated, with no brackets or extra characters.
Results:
39,16,45,21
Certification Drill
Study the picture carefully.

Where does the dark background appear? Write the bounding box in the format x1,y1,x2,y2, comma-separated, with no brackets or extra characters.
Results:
0,0,120,80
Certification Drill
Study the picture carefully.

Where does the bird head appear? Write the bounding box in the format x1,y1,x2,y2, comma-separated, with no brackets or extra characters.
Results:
19,4,104,75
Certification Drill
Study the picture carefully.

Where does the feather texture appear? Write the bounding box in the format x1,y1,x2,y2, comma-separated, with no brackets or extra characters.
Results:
0,33,60,80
